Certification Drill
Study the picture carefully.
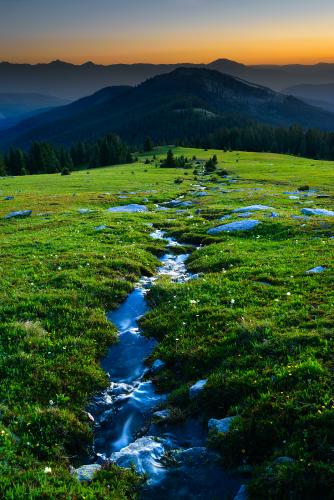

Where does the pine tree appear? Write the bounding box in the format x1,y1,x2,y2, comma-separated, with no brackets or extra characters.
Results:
0,150,6,176
144,137,154,152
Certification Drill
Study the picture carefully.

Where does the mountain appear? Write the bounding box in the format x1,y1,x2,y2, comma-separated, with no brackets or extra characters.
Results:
0,59,333,100
0,92,69,130
0,67,333,150
283,83,334,112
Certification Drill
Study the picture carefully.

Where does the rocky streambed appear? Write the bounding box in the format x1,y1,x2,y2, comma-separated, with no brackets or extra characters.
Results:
74,229,242,499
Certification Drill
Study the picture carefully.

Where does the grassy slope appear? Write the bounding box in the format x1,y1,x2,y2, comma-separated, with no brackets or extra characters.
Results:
0,149,333,498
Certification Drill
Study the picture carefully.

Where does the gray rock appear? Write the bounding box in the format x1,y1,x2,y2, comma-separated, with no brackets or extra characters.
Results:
78,208,94,214
301,208,334,216
189,379,208,399
234,484,248,500
237,212,253,218
270,212,280,218
94,225,107,231
107,204,148,213
208,220,260,234
153,409,171,421
233,205,273,213
73,463,101,482
4,210,32,219
98,409,114,425
208,416,237,433
4,196,14,200
151,359,165,372
306,266,327,274
110,436,166,480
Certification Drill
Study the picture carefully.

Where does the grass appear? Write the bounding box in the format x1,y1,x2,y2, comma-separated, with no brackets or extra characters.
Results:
0,148,333,498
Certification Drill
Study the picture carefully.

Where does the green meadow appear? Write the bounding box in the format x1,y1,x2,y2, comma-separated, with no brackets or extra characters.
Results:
0,148,333,498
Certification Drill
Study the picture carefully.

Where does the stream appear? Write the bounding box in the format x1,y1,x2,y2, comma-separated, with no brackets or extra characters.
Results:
76,230,241,499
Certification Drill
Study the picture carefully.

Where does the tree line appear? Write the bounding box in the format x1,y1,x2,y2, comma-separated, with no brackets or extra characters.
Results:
0,134,133,176
195,124,334,161
0,123,333,177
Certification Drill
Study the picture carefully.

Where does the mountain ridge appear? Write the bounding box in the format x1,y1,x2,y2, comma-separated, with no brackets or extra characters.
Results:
0,58,333,100
1,67,333,151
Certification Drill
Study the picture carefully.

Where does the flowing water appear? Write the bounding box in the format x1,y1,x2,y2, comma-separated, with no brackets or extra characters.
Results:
83,230,241,498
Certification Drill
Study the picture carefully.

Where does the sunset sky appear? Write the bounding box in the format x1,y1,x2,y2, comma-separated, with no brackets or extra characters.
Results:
0,0,333,65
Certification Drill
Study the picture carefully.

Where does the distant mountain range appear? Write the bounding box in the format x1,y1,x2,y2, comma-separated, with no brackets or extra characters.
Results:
0,58,333,101
1,67,333,150
0,93,69,130
282,83,334,112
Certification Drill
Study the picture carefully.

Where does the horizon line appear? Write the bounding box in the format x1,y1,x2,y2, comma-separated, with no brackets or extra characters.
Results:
0,58,334,67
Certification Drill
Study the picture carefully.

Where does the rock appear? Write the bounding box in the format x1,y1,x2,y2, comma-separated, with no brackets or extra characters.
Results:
270,212,280,218
195,192,208,197
306,266,327,274
169,200,193,208
233,205,273,213
237,212,253,218
289,195,299,200
98,409,114,425
110,382,133,396
107,204,148,213
172,446,220,465
234,484,248,500
153,409,171,421
4,210,32,219
208,220,260,234
151,359,165,372
301,208,334,216
274,456,294,465
78,208,94,214
208,416,237,433
94,225,107,231
189,379,208,399
110,436,166,479
4,196,14,200
73,463,101,482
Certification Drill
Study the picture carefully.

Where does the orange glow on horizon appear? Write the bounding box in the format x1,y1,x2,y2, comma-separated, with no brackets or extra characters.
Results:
2,32,334,66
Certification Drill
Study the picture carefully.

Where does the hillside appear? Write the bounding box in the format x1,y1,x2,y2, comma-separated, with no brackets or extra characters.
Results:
1,68,333,150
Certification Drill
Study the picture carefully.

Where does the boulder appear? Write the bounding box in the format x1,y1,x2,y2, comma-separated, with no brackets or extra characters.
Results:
73,463,101,482
306,266,327,274
153,409,171,421
151,359,165,373
94,225,107,231
208,416,237,433
301,208,334,216
4,210,32,219
234,484,248,500
233,205,273,213
107,204,148,213
110,436,166,479
208,220,260,234
78,208,94,214
4,196,14,201
237,212,253,218
189,379,208,399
